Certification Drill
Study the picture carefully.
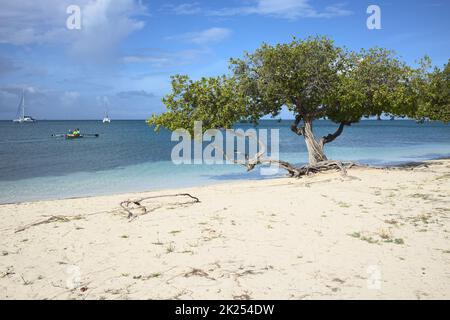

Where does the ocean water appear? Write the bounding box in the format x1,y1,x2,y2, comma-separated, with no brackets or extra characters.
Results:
0,120,449,204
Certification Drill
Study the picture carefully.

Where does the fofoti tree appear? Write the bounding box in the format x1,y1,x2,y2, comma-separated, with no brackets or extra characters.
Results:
148,36,447,172
415,59,450,123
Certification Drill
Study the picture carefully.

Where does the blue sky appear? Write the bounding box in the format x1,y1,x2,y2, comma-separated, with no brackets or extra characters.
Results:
0,0,449,120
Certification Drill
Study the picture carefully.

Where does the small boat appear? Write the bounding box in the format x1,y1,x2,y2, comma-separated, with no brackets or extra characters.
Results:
65,134,83,139
51,133,99,139
13,89,36,123
13,115,35,123
102,98,111,123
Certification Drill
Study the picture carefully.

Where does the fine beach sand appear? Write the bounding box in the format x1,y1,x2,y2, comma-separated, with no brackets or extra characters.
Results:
1,160,449,300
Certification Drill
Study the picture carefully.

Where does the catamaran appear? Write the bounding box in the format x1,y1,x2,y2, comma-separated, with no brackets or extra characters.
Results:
102,98,111,123
13,89,35,123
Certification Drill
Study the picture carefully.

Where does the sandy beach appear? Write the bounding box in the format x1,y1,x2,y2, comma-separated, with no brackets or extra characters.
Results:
0,160,449,300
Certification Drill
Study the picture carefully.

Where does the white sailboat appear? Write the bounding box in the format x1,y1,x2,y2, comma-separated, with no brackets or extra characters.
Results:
13,89,35,123
102,98,111,123
102,112,111,123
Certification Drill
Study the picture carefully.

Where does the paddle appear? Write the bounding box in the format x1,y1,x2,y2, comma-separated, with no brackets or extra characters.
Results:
51,133,100,138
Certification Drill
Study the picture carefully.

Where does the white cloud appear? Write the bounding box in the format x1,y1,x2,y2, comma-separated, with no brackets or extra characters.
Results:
167,27,232,45
0,56,21,75
61,90,80,106
122,48,209,68
0,0,68,45
0,85,42,95
161,2,202,15
116,90,156,99
166,0,352,20
71,0,146,60
248,0,316,18
0,0,147,59
63,90,80,99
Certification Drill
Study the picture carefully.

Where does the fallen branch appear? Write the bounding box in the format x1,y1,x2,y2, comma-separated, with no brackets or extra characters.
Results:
15,215,84,233
251,159,362,178
12,209,118,234
120,193,200,221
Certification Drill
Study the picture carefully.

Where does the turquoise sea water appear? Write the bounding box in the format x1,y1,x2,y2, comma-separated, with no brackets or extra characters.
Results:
0,120,449,204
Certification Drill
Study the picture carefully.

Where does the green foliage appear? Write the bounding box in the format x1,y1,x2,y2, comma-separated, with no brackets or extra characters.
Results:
331,48,415,122
230,36,345,118
147,75,247,135
148,36,448,136
415,60,450,123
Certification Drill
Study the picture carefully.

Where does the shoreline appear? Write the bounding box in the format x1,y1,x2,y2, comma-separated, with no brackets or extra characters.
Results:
1,159,449,299
2,156,449,206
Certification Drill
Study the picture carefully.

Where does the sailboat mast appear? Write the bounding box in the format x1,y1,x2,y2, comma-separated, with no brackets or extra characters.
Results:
22,89,25,118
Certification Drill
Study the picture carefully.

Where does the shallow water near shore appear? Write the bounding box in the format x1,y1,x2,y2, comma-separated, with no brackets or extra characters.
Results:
0,119,449,203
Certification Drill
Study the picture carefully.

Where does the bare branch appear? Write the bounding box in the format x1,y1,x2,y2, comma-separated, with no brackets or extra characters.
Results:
311,105,328,117
120,193,200,221
320,122,351,146
290,114,305,136
15,215,84,233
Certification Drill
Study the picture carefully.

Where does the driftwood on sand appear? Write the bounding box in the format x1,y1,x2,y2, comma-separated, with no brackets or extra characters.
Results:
15,215,84,233
120,193,201,221
13,193,202,232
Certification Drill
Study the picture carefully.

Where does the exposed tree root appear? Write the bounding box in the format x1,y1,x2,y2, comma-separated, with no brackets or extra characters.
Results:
245,159,362,178
120,193,200,221
287,160,354,177
231,128,442,178
266,159,441,178
220,128,363,178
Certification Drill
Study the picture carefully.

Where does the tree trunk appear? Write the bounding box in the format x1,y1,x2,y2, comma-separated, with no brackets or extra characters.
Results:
303,119,327,165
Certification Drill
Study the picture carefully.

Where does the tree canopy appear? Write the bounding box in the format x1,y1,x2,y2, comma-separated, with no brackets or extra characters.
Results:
148,75,247,136
148,36,449,165
415,59,450,123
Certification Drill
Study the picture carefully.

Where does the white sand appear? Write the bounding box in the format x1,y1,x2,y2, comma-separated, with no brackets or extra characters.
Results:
0,160,449,299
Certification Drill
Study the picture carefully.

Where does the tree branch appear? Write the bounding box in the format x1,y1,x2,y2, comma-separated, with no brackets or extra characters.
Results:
312,105,328,117
120,193,200,221
290,114,305,136
320,122,351,146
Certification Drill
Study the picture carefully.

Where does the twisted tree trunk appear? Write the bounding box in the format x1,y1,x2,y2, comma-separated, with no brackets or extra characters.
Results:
303,119,328,165
228,118,358,178
291,112,351,165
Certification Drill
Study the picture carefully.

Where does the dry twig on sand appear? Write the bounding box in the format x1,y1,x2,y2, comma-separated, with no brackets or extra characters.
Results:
13,209,116,233
15,215,84,233
120,193,200,221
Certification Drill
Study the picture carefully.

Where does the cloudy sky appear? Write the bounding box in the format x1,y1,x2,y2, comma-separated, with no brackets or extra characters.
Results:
0,0,449,120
